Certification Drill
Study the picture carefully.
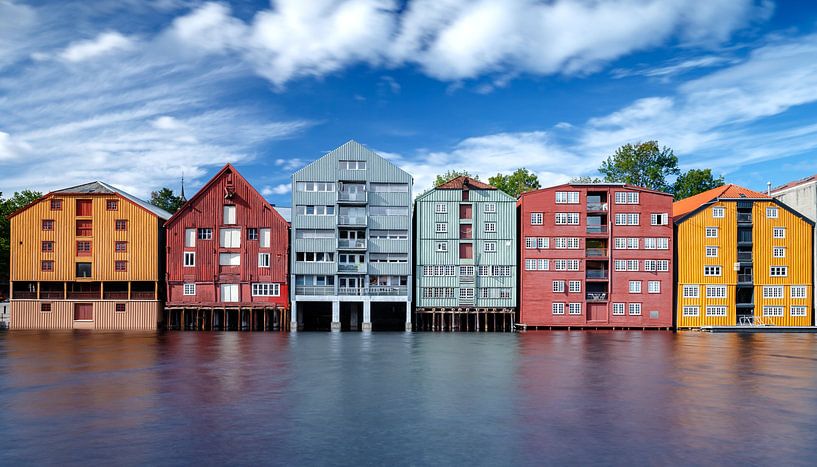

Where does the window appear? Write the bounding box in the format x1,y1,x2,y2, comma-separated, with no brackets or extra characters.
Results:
460,288,475,300
762,286,783,299
184,252,195,267
552,280,565,293
41,260,54,272
478,265,492,276
252,283,281,297
115,261,127,272
76,262,92,277
369,206,408,216
492,266,512,276
76,199,92,216
763,306,784,317
369,253,408,263
766,207,778,218
773,227,785,238
484,242,496,253
422,288,455,299
41,241,54,252
106,200,119,211
247,228,259,240
643,238,669,249
76,241,91,256
706,246,718,257
183,283,196,296
705,227,718,238
555,213,580,225
650,213,668,225
648,281,660,294
219,228,241,248
627,260,639,271
424,266,455,276
712,207,725,218
296,182,335,192
258,253,271,268
569,303,582,315
76,220,92,236
223,205,237,224
435,203,447,214
41,303,52,313
615,260,626,272
484,203,496,213
615,213,639,225
628,303,641,316
115,219,127,231
629,281,642,293
791,306,808,317
296,252,336,262
791,286,807,299
435,223,448,233
42,219,55,231
339,160,366,170
436,242,448,252
459,266,474,276
50,199,62,210
704,266,722,276
198,228,213,240
260,229,271,248
569,281,581,293
614,192,639,204
612,303,625,315
219,253,241,266
530,213,543,225
538,238,549,249
553,260,580,271
770,266,788,277
706,306,727,317
369,183,408,193
115,303,126,313
484,222,496,233
644,260,669,272
706,285,727,298
627,238,638,249
773,247,785,258
555,191,579,204
682,306,699,317
525,237,537,249
552,303,565,315
221,284,240,302
683,285,699,298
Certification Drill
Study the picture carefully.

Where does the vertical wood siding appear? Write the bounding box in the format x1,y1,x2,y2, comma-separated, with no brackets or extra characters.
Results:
10,300,158,330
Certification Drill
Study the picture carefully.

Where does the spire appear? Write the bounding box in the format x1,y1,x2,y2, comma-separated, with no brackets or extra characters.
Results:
180,171,187,202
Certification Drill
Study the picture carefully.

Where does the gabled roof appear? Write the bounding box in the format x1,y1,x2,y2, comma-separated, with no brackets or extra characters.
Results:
274,207,291,223
8,180,171,220
673,184,770,218
436,176,495,190
518,182,671,200
771,174,817,193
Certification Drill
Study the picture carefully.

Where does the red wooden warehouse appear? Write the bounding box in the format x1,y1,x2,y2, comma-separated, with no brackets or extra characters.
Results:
518,183,673,329
165,164,289,330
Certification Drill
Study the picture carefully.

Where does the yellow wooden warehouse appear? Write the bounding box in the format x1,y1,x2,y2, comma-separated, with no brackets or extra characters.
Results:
8,182,171,330
674,184,814,328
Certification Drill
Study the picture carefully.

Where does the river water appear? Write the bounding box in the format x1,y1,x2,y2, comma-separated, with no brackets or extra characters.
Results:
1,331,816,466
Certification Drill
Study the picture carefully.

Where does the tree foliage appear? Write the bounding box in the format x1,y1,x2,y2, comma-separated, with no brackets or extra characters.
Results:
150,188,185,213
1,190,43,285
672,169,725,200
569,175,603,183
599,141,680,192
434,170,479,187
488,168,541,198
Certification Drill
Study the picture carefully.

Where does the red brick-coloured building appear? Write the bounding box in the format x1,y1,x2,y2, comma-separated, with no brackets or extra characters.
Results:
518,183,673,328
165,164,289,331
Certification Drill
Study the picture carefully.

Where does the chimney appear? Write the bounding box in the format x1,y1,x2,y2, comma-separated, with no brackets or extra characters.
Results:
767,181,771,196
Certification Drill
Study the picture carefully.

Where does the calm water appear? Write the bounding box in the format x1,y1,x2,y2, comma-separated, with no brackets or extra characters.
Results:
2,331,817,466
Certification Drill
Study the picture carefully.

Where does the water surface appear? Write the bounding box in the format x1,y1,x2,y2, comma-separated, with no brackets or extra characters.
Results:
1,331,816,465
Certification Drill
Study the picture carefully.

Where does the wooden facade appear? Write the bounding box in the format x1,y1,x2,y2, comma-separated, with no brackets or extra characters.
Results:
165,164,290,331
9,181,169,330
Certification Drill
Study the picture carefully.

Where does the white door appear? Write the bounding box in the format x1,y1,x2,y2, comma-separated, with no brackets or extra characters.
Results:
221,284,239,302
184,228,196,247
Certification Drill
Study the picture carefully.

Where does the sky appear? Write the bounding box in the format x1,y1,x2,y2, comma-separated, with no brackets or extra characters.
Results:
2,0,817,206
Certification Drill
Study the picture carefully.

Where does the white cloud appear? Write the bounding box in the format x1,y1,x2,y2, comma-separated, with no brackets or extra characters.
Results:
151,115,187,130
262,183,291,196
60,31,135,62
0,131,32,161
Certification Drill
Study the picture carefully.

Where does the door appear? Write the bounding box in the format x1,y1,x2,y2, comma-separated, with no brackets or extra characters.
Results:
221,284,239,302
588,303,607,322
459,243,473,259
459,204,472,219
74,303,93,321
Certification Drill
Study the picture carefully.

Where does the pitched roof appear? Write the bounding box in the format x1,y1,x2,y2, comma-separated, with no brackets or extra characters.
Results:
436,176,495,190
771,174,817,193
274,206,291,223
673,184,770,218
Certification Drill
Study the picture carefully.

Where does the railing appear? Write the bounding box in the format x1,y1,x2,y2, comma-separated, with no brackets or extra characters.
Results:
369,286,408,296
586,270,609,279
586,292,608,302
460,275,475,283
586,225,608,234
587,202,608,211
131,291,156,300
67,291,101,299
586,248,608,257
338,191,367,202
737,213,753,223
12,292,36,299
338,263,366,273
40,291,65,299
737,251,753,262
296,286,335,295
338,239,366,249
103,292,128,300
738,315,771,327
338,287,366,296
738,274,753,283
338,216,367,226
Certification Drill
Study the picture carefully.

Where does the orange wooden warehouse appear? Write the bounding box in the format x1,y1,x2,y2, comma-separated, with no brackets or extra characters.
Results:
8,182,171,330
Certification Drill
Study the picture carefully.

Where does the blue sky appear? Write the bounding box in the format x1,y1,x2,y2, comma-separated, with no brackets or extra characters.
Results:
2,0,817,206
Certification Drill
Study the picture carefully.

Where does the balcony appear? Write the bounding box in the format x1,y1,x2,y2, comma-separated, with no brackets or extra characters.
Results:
586,292,608,302
338,216,367,227
338,239,366,249
586,270,609,280
587,202,608,212
103,291,129,300
40,291,65,299
338,263,367,273
586,225,608,234
296,286,335,295
737,213,753,224
737,251,753,262
131,291,156,300
738,274,753,284
586,248,608,258
338,286,408,296
460,275,475,283
12,291,37,299
67,291,101,300
337,191,367,203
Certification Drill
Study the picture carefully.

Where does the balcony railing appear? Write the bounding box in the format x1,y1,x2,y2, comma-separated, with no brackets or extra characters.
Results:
131,291,156,300
338,239,366,249
587,202,608,211
737,213,753,223
338,216,367,226
586,292,608,302
296,286,335,295
738,274,753,283
103,292,129,300
67,291,101,299
586,248,608,257
586,225,608,234
460,275,475,283
40,291,65,299
586,270,609,279
338,191,367,203
12,292,36,299
338,286,408,296
338,263,367,273
737,251,753,262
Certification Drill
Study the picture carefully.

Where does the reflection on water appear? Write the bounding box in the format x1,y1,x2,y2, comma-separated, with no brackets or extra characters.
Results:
1,331,817,465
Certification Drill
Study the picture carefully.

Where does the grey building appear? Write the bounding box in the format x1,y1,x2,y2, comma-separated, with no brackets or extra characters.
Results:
290,140,413,331
771,175,817,314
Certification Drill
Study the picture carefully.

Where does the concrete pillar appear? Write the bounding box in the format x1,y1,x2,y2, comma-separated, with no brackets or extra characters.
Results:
290,301,298,332
405,300,412,332
350,304,359,331
362,301,372,332
331,301,341,332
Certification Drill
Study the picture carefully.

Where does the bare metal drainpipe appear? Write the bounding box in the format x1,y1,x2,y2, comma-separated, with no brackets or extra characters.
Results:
767,181,771,195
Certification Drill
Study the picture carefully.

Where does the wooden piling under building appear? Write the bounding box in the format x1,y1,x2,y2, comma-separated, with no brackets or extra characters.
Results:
414,307,516,332
164,306,289,331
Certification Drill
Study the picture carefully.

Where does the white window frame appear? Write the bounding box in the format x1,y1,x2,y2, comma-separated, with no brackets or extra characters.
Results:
712,207,725,218
436,242,448,252
706,306,727,317
484,242,497,253
525,237,536,249
682,306,699,317
435,223,448,234
766,207,779,219
184,251,195,267
258,253,271,268
484,203,496,213
629,281,642,294
763,306,784,317
682,285,699,298
773,227,785,239
791,286,807,299
705,227,718,238
223,205,237,224
552,303,565,315
484,222,497,233
530,212,543,225
648,281,660,294
772,247,785,258
770,266,788,277
552,280,565,293
435,203,447,214
183,283,196,296
791,306,807,317
184,228,196,247
706,285,727,299
251,283,281,297
612,303,625,315
568,281,581,293
704,265,722,276
568,303,582,315
219,253,241,266
628,303,641,316
762,286,783,299
706,246,718,257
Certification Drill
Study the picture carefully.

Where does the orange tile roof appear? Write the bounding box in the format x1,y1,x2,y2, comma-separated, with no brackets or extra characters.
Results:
436,176,495,190
673,184,770,218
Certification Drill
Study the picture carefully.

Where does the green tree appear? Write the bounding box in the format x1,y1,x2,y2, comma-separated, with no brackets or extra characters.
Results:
569,175,603,183
150,187,185,213
672,169,725,200
599,141,679,192
434,170,479,187
1,190,43,288
488,168,541,198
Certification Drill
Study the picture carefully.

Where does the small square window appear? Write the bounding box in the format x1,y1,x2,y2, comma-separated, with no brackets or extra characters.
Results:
42,219,55,231
247,228,259,240
41,303,52,312
41,260,54,272
115,241,127,252
198,228,213,240
41,241,54,253
115,220,128,231
115,303,126,313
712,207,725,218
106,200,119,211
115,261,127,272
50,199,62,210
183,283,196,296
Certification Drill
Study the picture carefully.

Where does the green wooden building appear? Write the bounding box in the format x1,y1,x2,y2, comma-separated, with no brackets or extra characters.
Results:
414,177,517,331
